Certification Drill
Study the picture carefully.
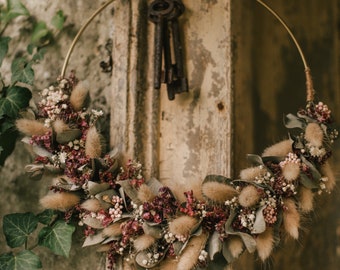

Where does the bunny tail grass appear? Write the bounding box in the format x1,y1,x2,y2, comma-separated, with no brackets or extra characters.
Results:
40,192,80,211
70,81,89,111
262,139,292,157
16,119,50,136
168,216,198,237
85,126,103,158
256,227,274,261
202,181,238,203
134,234,156,252
283,199,300,239
176,232,209,270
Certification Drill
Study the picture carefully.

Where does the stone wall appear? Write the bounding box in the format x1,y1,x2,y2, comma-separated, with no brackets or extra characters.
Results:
0,0,114,269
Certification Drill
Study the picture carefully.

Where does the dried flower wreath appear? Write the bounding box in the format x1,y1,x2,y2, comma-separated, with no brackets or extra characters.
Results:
13,0,339,269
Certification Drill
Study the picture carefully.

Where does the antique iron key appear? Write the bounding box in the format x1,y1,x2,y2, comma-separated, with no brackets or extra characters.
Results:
148,0,188,100
148,0,174,90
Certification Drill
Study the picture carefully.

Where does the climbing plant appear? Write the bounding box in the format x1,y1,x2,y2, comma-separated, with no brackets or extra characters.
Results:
0,0,65,166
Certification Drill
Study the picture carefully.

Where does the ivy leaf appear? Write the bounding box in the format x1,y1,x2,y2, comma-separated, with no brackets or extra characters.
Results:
0,115,15,133
0,128,17,166
32,48,46,62
0,250,42,270
51,10,65,31
0,36,11,67
2,0,29,24
38,220,75,257
11,58,34,85
26,43,35,55
0,86,32,118
36,209,57,225
3,212,38,248
30,21,51,46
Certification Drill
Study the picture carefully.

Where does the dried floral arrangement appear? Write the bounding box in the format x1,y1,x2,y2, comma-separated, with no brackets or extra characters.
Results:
13,73,338,269
2,0,339,270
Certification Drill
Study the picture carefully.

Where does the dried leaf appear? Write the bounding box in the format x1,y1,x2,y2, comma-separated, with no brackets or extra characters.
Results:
82,216,104,229
284,113,306,129
87,181,110,195
56,128,82,144
117,180,140,204
135,248,167,269
247,154,264,166
251,206,266,234
82,232,106,247
208,231,222,261
225,211,256,253
142,222,163,239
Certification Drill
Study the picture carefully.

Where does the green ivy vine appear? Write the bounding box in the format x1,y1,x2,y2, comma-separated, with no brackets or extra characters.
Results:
1,1,69,269
0,210,75,270
0,0,65,166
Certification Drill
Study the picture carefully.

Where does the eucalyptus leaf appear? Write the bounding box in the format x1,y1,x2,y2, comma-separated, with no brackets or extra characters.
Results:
82,216,104,229
38,220,75,257
208,231,222,260
146,177,163,195
87,181,110,195
300,155,322,182
102,235,121,244
300,172,319,189
247,154,264,166
3,212,38,248
95,189,119,209
203,174,233,185
173,241,186,255
11,58,34,85
222,241,235,263
0,86,31,118
117,180,140,204
142,222,163,239
284,113,306,129
31,144,52,157
251,205,266,234
0,250,42,270
25,164,44,180
119,186,128,210
224,211,256,253
0,36,11,66
135,249,166,268
56,128,82,144
82,232,106,247
43,164,62,174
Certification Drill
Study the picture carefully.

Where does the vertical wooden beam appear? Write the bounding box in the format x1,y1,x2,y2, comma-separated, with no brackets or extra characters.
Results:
158,0,233,201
